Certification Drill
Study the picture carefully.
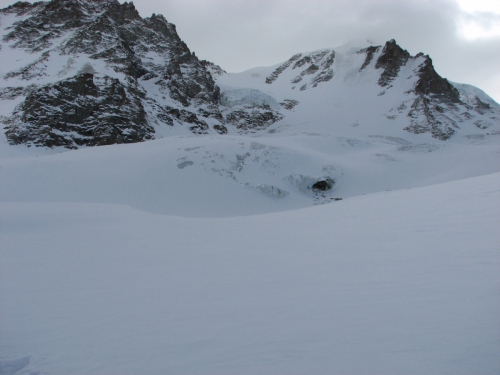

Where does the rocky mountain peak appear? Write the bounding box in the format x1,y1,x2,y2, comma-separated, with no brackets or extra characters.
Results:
375,39,410,87
1,1,498,149
413,54,460,103
1,1,42,15
1,0,232,148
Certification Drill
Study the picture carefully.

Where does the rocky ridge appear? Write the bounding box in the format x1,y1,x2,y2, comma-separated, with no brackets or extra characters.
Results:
265,49,335,90
1,0,499,148
1,0,227,148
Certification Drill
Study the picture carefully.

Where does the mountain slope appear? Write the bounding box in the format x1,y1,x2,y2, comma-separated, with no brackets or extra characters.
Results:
1,0,226,149
1,1,499,149
1,0,500,216
215,39,500,141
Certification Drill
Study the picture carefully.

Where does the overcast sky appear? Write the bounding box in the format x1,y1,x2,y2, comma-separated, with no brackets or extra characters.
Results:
2,0,499,102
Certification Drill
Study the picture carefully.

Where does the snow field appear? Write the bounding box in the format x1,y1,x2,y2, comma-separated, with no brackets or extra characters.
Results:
1,173,499,374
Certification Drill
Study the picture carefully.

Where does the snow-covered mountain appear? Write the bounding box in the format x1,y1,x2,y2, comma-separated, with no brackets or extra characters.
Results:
1,1,500,374
1,0,499,149
1,0,499,216
1,0,227,149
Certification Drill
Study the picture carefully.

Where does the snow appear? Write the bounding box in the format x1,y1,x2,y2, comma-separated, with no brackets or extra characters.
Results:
220,88,281,109
333,38,382,53
451,81,500,109
1,173,499,374
2,130,499,216
1,112,499,373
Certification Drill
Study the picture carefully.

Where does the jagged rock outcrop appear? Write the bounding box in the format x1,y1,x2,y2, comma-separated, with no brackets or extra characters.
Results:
413,55,460,102
1,0,227,148
371,40,495,140
265,50,335,90
5,73,152,148
219,89,284,132
265,53,302,84
200,60,226,77
280,99,299,110
403,52,464,139
375,39,410,87
359,45,381,72
224,105,283,133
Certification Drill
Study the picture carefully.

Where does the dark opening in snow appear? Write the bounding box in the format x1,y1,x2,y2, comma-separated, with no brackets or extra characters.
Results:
312,179,334,191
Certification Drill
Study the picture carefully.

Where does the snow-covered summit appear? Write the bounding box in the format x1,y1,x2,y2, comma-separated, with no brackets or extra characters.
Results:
451,81,500,109
333,37,381,53
1,0,499,148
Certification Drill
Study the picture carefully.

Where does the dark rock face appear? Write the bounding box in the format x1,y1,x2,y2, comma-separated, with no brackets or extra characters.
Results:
0,86,26,100
200,60,226,77
5,73,152,148
413,54,460,103
265,53,302,84
375,40,410,87
403,53,462,140
1,1,43,16
266,50,335,90
2,0,227,148
280,99,299,110
359,46,381,71
224,105,283,133
404,96,458,140
372,40,486,140
4,0,103,52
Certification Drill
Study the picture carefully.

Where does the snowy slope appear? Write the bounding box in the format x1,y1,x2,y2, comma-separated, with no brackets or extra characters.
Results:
1,129,499,216
1,2,500,374
1,1,499,147
215,42,500,141
1,173,499,374
1,29,500,217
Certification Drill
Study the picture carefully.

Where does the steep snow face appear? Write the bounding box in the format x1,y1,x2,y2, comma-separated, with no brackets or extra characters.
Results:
451,81,500,109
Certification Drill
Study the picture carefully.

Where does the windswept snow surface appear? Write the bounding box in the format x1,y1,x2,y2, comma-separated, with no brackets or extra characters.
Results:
1,173,499,374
